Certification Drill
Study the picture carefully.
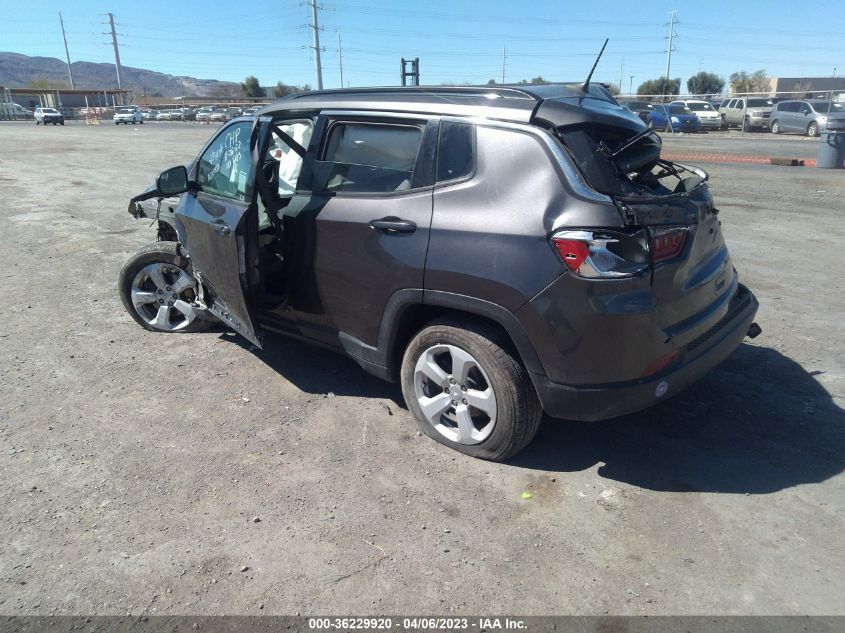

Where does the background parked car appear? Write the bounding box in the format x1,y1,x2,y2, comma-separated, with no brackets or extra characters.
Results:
141,110,158,121
648,104,701,133
34,107,64,125
113,107,143,125
671,99,722,131
1,102,33,119
769,99,845,136
720,97,777,131
620,100,653,123
209,108,230,122
195,108,214,122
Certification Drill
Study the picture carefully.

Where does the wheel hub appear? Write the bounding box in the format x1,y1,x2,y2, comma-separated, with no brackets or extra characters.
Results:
413,344,497,445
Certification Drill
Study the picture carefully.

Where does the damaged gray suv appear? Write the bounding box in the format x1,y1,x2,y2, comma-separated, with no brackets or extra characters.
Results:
119,83,760,461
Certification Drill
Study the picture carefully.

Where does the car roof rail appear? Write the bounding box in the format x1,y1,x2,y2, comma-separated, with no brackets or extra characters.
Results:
286,85,542,102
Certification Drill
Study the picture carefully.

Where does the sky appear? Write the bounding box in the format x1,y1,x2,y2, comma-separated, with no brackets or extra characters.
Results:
2,0,844,94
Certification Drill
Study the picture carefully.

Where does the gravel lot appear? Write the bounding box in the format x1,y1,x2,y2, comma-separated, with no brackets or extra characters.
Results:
1,121,844,616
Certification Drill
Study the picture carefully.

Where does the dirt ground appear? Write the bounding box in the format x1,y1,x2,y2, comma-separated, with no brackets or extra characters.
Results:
1,121,844,616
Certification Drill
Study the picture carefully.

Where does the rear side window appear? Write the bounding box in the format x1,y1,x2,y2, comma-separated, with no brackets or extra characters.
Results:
437,121,474,182
315,122,423,193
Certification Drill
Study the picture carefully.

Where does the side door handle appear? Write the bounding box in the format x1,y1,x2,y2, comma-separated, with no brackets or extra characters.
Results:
369,217,417,234
211,218,231,235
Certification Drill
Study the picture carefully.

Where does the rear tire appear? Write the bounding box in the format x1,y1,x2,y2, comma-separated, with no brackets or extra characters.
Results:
118,241,213,334
400,317,542,461
807,122,819,137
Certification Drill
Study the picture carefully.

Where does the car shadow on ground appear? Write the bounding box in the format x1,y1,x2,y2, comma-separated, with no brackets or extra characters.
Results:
227,332,844,495
221,330,404,405
510,343,845,494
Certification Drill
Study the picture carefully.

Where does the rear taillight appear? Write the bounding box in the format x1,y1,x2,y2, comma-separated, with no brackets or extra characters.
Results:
551,230,650,279
649,227,688,263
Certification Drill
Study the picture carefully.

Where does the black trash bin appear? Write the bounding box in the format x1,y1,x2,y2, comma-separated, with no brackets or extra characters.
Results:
817,131,845,169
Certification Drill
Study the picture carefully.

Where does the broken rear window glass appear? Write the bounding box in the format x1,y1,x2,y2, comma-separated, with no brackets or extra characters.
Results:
556,124,705,199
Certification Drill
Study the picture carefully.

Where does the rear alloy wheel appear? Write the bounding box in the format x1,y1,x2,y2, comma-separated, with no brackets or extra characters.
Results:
807,122,819,137
118,241,213,333
771,120,781,134
401,318,542,461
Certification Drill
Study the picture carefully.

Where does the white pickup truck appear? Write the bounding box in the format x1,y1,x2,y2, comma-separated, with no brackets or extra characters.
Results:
113,108,143,125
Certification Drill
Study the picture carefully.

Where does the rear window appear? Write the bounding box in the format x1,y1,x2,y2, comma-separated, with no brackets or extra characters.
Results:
314,122,423,193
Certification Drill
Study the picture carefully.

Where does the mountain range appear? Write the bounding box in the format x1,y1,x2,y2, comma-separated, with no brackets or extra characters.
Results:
0,52,239,97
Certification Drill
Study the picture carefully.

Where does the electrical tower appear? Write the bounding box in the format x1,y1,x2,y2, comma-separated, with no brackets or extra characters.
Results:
308,0,324,90
400,58,420,86
663,10,678,101
102,13,123,89
59,13,75,89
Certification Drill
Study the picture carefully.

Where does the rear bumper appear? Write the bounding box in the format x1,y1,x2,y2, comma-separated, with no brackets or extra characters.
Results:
531,285,759,421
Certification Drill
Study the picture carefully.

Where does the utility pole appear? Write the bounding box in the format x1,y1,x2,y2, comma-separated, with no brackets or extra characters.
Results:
663,9,678,102
502,46,507,84
59,12,75,89
103,13,122,89
308,0,324,90
338,32,344,88
619,57,624,94
629,75,634,96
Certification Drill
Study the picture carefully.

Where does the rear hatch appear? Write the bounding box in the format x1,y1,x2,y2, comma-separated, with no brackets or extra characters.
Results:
548,116,737,343
615,168,736,343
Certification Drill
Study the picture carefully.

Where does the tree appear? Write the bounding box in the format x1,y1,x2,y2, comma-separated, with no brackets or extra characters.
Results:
730,69,768,94
750,69,769,92
25,77,70,90
240,76,266,98
637,77,681,96
686,71,725,96
487,79,497,85
604,83,620,96
271,81,311,98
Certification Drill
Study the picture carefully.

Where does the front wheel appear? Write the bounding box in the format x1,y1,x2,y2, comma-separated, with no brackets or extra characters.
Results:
400,318,542,461
118,242,213,334
771,120,781,134
807,122,819,137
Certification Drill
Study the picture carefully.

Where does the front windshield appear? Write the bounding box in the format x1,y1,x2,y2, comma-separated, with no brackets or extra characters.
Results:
688,103,714,111
669,106,690,115
810,101,843,112
747,99,774,107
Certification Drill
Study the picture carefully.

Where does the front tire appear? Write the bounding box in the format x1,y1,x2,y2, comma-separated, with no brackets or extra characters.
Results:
118,242,213,334
400,318,542,461
771,120,781,134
